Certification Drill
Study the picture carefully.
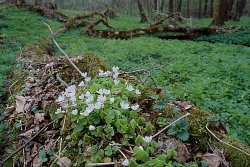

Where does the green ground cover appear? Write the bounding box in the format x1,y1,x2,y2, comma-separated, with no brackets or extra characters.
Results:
0,6,250,145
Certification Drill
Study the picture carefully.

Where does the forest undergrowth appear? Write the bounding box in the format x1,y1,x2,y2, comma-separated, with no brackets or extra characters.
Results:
0,5,250,157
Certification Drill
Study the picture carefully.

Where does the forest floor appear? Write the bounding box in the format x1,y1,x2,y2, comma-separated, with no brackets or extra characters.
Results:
0,5,250,166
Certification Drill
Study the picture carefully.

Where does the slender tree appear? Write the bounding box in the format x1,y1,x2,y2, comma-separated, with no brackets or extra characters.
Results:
169,0,174,14
234,0,247,20
137,0,148,22
204,0,208,16
210,0,214,17
187,0,190,17
211,0,227,25
198,0,202,18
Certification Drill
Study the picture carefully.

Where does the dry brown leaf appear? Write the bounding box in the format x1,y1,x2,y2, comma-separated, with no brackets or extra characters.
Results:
34,113,45,123
32,155,42,167
156,137,191,163
202,153,222,167
173,101,193,111
15,96,27,113
103,157,112,163
19,128,34,138
56,156,72,167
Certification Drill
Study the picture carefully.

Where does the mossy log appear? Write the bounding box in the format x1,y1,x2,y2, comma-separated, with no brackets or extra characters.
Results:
32,6,68,22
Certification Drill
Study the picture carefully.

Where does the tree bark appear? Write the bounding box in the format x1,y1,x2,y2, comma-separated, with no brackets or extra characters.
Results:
187,0,190,17
137,0,148,23
198,0,202,18
169,0,174,14
210,0,214,17
204,0,208,16
177,0,182,13
211,0,227,25
234,0,247,20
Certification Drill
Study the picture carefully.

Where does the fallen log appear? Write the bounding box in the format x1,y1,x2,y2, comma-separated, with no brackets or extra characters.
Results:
86,19,242,39
32,6,68,22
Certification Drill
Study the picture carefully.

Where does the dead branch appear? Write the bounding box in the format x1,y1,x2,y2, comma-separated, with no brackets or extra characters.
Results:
43,21,85,77
32,6,68,22
0,121,54,165
206,123,250,157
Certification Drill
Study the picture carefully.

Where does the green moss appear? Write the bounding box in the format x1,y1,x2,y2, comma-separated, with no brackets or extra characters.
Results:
188,108,211,152
59,52,109,83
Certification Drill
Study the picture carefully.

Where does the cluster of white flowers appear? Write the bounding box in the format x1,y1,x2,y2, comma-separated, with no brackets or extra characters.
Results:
99,66,120,80
55,67,142,122
56,85,77,110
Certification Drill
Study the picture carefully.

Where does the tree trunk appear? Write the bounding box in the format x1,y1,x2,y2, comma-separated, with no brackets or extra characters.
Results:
211,0,227,25
234,0,246,20
169,0,174,14
177,0,182,13
210,0,214,17
198,0,202,18
160,0,164,12
137,0,148,23
187,0,190,17
204,0,208,16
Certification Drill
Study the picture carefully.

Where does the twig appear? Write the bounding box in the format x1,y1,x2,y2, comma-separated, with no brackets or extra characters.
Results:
0,121,54,165
42,21,85,77
9,80,19,96
152,113,190,138
206,123,250,157
49,143,69,167
56,73,69,87
86,162,119,167
59,116,66,157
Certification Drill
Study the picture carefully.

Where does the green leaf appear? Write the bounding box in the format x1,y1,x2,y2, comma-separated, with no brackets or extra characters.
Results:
133,146,149,162
176,131,189,141
135,135,144,145
38,150,48,163
153,101,166,110
129,119,138,129
104,146,113,156
129,159,138,167
150,94,159,100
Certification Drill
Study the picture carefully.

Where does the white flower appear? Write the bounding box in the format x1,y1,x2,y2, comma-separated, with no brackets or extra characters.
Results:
114,79,120,85
112,66,119,72
85,77,91,82
135,89,141,95
94,102,103,109
72,102,77,107
126,85,134,91
81,72,87,78
89,125,96,131
86,104,95,113
121,159,129,166
81,104,95,116
96,89,110,95
139,146,144,150
80,111,90,117
55,108,64,114
57,95,65,103
61,102,69,109
99,70,112,77
131,104,140,111
110,98,115,104
85,91,94,103
69,95,76,102
85,91,91,97
120,101,130,110
72,109,78,115
113,72,119,79
65,85,76,97
78,81,85,87
143,136,153,143
79,94,85,100
97,95,106,103
85,95,94,104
